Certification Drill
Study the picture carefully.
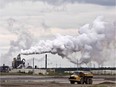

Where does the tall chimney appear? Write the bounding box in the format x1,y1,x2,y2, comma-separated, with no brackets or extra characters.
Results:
45,54,47,70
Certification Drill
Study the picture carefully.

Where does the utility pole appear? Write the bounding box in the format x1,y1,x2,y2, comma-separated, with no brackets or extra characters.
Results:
45,54,47,72
33,58,34,74
56,63,57,68
113,22,115,67
77,59,78,70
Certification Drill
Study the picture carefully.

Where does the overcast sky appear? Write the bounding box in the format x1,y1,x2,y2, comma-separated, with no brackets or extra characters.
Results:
0,0,115,67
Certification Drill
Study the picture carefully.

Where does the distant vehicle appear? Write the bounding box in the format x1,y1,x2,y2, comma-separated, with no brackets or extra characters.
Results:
69,71,93,84
0,65,10,72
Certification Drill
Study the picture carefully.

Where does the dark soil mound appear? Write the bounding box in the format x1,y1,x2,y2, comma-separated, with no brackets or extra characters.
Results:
99,82,115,84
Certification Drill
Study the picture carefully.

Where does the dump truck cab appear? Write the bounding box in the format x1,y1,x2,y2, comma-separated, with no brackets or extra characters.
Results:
69,71,93,84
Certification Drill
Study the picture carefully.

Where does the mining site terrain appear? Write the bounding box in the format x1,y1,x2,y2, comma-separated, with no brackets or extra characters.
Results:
0,82,116,87
0,75,116,87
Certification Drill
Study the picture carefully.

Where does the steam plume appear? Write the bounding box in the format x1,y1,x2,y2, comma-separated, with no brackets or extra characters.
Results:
21,16,115,65
0,18,34,65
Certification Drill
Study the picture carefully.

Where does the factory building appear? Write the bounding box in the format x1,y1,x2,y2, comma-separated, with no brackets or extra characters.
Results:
12,54,25,69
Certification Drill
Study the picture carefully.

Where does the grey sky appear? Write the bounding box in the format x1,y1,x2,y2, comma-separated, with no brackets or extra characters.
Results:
40,0,115,6
0,0,115,7
0,0,115,67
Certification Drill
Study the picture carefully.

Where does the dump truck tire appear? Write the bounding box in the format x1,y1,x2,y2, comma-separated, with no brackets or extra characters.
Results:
78,78,84,84
86,78,89,84
89,78,92,84
70,81,75,84
86,78,92,84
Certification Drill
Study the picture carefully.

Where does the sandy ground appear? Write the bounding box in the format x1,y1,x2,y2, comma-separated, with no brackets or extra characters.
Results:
0,81,116,87
0,75,116,87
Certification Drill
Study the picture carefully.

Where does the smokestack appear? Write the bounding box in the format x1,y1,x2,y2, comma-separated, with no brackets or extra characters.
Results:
45,54,47,70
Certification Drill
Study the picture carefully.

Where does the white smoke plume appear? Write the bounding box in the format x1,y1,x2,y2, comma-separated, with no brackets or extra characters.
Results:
21,16,115,65
0,18,34,65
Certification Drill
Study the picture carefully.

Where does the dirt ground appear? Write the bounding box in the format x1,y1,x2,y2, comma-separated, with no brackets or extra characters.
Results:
0,81,116,87
0,75,116,87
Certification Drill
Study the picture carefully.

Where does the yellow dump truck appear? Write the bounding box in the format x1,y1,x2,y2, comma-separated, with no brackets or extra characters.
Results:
69,71,93,84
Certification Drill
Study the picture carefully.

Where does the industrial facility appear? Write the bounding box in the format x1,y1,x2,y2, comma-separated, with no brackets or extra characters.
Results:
12,54,25,69
0,54,116,75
